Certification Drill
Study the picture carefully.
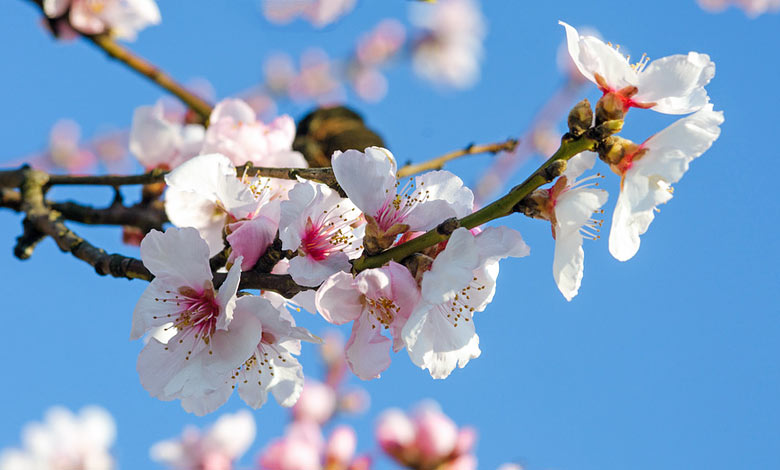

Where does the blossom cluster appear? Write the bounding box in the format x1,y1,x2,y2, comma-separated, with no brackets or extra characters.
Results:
697,0,780,16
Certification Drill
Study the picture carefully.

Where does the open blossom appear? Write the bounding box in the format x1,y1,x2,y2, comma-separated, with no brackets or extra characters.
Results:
377,403,477,470
280,181,364,287
202,99,306,168
332,147,473,252
0,406,116,470
560,21,715,114
197,293,319,412
698,0,780,16
523,152,608,301
316,262,421,380
165,153,282,268
410,0,485,89
608,105,724,261
131,227,265,415
130,102,205,169
150,410,255,470
262,0,357,27
43,0,161,40
403,227,529,379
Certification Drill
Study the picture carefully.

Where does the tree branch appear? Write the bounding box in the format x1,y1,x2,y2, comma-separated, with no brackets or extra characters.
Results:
351,132,599,271
396,138,519,178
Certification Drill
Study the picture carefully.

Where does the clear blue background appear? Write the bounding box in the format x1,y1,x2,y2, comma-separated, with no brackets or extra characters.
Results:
1,1,778,469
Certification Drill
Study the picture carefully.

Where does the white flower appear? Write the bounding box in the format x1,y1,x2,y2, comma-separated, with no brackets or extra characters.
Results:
131,227,264,414
410,0,485,89
150,410,255,470
164,153,282,266
129,102,204,169
560,21,715,114
0,406,116,470
332,147,473,250
44,0,161,41
530,152,608,301
280,181,363,287
402,227,530,379
608,105,724,261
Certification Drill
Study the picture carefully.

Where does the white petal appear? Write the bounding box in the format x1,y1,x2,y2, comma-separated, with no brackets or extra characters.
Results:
473,226,531,264
552,228,585,301
555,187,608,233
215,259,242,330
180,384,233,417
288,252,352,287
315,271,365,324
636,52,715,114
332,147,396,216
205,410,256,459
404,170,474,231
130,279,184,340
129,103,180,168
139,227,212,286
420,228,479,305
559,21,637,90
608,174,659,262
562,151,597,181
210,99,257,125
345,311,392,380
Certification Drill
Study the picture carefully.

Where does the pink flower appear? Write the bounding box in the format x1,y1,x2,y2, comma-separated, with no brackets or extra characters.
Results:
131,227,264,415
201,99,305,168
316,262,421,380
292,380,338,425
325,426,356,467
43,0,161,41
280,181,364,287
130,102,204,170
150,410,255,470
698,0,780,16
262,0,356,28
259,422,323,470
560,21,715,115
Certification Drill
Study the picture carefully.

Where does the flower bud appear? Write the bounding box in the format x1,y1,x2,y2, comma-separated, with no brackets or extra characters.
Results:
414,406,458,460
598,136,640,166
326,426,357,466
567,99,593,136
376,409,415,455
292,380,337,425
595,92,625,125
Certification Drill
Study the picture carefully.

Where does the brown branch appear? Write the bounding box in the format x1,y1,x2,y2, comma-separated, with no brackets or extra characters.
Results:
396,138,519,178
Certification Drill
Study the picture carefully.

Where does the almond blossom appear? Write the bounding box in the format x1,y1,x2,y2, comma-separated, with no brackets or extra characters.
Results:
129,102,205,170
201,99,306,168
150,410,255,470
523,152,608,301
315,262,421,380
403,227,529,379
608,105,724,261
410,0,486,89
698,0,780,16
164,153,281,268
259,421,367,470
131,227,264,415
195,294,319,413
332,147,473,253
43,0,161,41
280,181,364,287
262,0,357,28
0,406,116,470
560,21,715,115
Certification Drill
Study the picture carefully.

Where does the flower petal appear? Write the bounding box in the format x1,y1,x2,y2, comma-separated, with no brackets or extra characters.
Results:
421,228,479,305
345,311,392,380
140,227,212,286
636,52,715,115
404,170,474,231
332,147,396,216
552,228,585,301
315,271,365,324
559,21,636,90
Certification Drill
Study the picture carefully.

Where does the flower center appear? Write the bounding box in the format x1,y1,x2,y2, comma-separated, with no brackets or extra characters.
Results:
374,178,430,232
366,296,400,328
299,203,360,261
152,284,220,349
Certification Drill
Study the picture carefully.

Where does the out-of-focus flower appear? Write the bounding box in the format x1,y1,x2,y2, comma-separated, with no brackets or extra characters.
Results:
287,49,346,104
560,21,715,115
0,406,116,470
202,99,306,168
130,227,265,415
697,0,780,16
262,0,357,28
376,402,476,470
43,0,161,41
259,421,366,470
608,105,724,261
403,227,529,379
292,380,338,425
150,410,255,470
130,101,205,169
45,119,97,172
410,0,485,89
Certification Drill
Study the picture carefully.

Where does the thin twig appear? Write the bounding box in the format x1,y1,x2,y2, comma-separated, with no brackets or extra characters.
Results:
396,138,519,178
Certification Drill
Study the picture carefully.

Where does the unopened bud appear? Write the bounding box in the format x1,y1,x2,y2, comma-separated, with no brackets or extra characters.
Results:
513,189,549,220
567,99,593,137
598,136,640,165
595,92,625,125
591,119,624,140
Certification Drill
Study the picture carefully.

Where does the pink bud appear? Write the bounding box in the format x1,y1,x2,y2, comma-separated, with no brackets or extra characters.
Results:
413,406,458,460
326,425,357,464
375,409,415,454
292,380,338,425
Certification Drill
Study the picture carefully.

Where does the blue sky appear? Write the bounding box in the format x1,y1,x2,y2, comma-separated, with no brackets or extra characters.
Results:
0,1,778,469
